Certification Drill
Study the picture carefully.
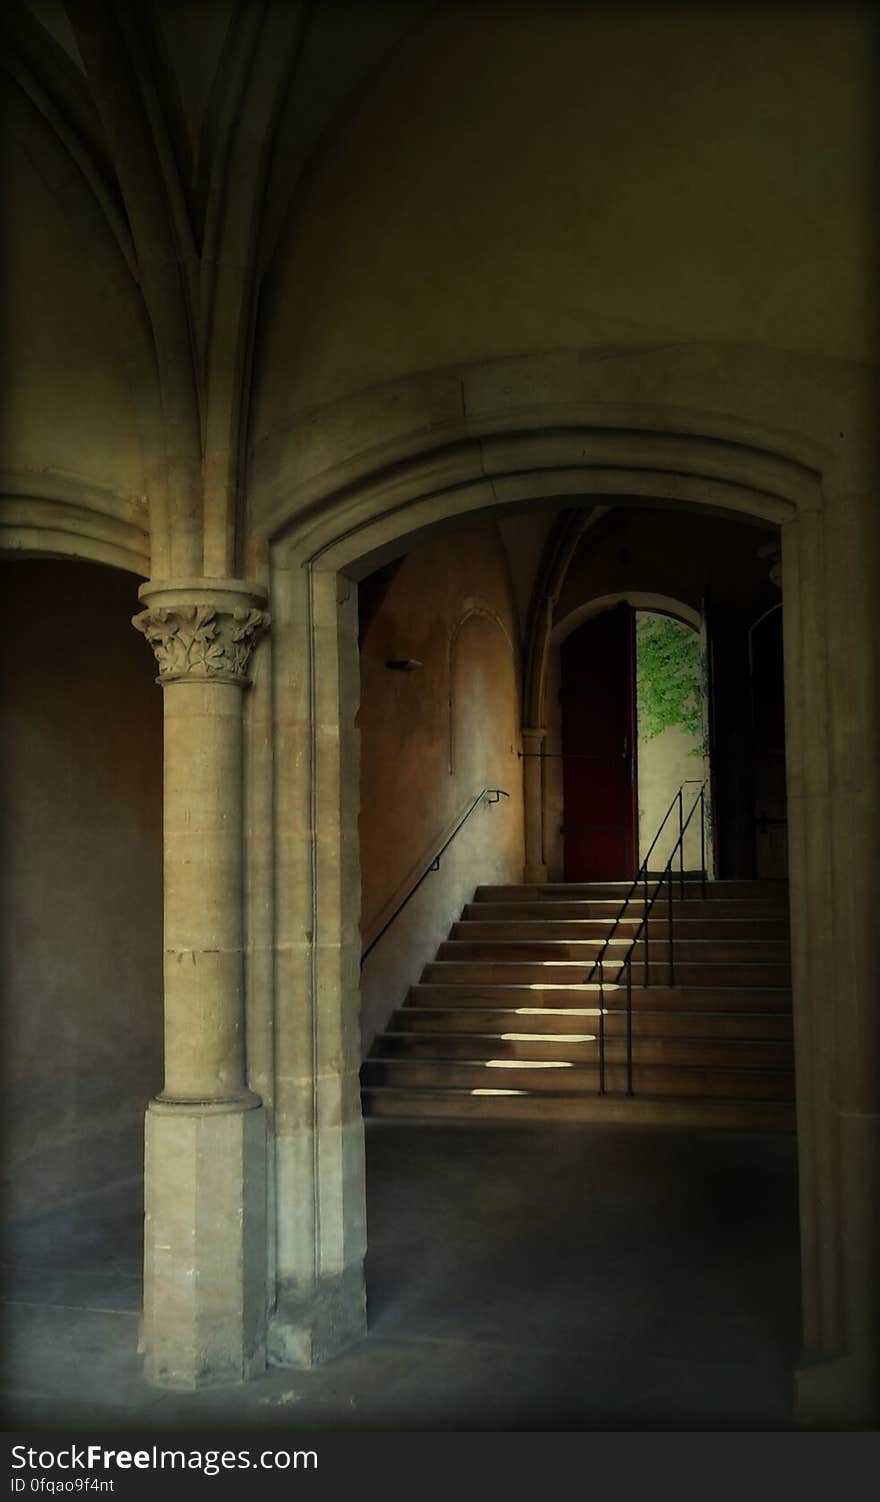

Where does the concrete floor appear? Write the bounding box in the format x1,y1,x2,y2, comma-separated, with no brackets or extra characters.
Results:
0,1122,802,1431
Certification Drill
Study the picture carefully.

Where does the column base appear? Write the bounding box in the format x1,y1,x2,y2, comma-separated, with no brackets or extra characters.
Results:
143,1097,267,1390
267,1264,367,1369
523,863,548,883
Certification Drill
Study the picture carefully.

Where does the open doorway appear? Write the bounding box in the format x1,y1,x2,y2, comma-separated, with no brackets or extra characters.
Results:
559,602,712,881
635,609,712,875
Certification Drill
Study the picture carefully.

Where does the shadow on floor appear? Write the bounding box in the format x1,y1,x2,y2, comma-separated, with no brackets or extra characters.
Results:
0,1122,801,1430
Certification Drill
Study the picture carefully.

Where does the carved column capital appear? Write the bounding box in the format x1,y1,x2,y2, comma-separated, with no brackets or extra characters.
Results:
133,578,270,686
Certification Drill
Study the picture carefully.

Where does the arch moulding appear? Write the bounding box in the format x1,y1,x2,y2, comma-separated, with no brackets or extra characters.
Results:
0,476,150,577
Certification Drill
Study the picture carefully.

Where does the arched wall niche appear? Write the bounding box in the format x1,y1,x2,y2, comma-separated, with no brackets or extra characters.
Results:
250,389,880,1426
447,599,517,775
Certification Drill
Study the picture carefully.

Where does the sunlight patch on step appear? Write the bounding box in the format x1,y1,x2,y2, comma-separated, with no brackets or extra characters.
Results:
508,961,621,967
501,1032,597,1043
471,1088,527,1096
485,1059,573,1069
521,982,619,990
514,1006,603,1016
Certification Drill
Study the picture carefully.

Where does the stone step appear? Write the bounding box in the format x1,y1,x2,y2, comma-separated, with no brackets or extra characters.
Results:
437,938,790,964
462,900,790,922
453,917,790,940
421,960,792,987
475,880,787,903
361,1057,795,1100
408,982,792,1012
368,876,795,1136
372,1031,793,1068
362,1087,796,1132
391,1004,794,1039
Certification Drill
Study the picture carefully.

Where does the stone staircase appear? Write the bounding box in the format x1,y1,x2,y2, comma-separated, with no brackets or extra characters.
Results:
361,879,795,1131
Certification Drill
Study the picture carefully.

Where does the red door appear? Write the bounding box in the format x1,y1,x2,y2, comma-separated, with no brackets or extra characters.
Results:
560,605,638,880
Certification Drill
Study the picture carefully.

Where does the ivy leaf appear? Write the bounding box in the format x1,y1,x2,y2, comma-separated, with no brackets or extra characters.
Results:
636,615,703,744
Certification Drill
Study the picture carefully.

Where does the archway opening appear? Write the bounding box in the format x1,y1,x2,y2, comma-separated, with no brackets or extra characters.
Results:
0,558,162,1361
341,495,800,1423
545,508,786,886
557,602,713,882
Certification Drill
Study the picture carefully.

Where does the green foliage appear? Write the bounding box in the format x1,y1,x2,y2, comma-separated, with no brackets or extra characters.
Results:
636,614,703,745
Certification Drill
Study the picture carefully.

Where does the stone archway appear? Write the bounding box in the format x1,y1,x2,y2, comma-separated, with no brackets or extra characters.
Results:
256,399,876,1422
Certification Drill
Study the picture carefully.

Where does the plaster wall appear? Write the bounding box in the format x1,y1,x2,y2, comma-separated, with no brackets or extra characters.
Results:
638,725,707,872
0,559,162,1219
253,0,873,446
0,100,148,503
359,522,523,1049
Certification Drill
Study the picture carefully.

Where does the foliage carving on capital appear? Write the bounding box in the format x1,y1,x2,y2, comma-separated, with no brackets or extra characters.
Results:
133,603,270,684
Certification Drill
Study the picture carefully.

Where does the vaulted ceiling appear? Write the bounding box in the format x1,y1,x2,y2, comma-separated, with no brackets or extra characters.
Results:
0,0,438,573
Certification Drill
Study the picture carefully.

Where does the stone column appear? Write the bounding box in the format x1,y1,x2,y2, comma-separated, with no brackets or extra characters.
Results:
267,559,367,1367
786,491,880,1427
133,578,269,1389
522,726,547,882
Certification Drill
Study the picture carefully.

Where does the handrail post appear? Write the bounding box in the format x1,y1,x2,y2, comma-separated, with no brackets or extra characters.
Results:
598,964,606,1096
700,785,707,899
643,871,650,987
667,858,674,987
678,787,684,899
626,956,633,1097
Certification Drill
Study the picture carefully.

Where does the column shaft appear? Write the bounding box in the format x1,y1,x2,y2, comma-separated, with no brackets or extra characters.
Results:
521,725,547,882
162,679,246,1100
134,578,269,1389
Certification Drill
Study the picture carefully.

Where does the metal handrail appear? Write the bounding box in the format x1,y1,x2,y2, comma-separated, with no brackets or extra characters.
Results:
610,783,708,985
586,778,706,984
640,777,706,875
592,779,709,1097
360,788,510,968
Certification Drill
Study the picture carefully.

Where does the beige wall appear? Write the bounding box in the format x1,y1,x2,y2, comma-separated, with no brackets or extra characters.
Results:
638,724,708,872
0,95,148,501
359,521,523,1048
0,559,163,1218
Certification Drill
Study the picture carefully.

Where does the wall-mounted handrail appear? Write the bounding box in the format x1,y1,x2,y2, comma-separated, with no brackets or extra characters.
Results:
360,788,510,968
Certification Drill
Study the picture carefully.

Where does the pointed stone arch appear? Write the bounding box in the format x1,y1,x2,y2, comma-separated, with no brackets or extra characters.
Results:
252,373,876,1423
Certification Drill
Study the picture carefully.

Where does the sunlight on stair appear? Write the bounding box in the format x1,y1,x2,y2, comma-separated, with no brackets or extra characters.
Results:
470,1088,527,1096
521,982,619,991
514,1007,603,1017
521,960,621,967
501,1032,597,1042
485,1059,574,1069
